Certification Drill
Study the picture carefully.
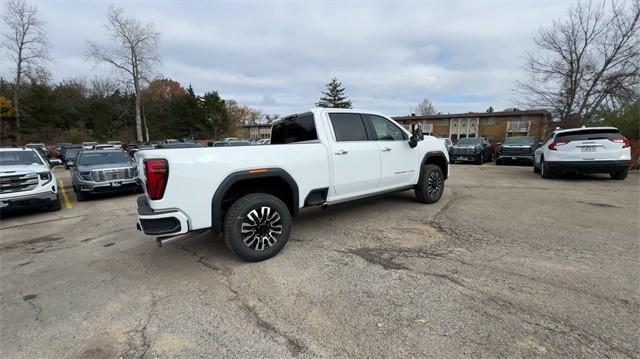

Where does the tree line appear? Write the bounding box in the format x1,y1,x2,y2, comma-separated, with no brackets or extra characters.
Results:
0,77,261,143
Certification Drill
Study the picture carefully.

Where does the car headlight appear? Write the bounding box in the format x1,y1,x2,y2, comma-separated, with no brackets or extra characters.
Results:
80,171,93,181
38,172,52,184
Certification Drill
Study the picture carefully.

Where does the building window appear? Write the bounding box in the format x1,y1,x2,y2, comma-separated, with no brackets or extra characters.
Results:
507,121,529,133
481,117,495,125
437,119,449,126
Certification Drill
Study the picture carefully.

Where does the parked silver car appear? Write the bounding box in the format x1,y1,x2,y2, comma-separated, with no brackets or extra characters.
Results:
71,150,141,201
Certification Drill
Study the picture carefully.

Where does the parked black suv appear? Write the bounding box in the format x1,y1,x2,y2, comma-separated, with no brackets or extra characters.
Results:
450,137,493,164
496,136,538,165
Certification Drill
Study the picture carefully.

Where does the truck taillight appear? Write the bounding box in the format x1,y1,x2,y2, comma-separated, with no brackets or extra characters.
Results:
548,140,570,151
609,137,630,148
144,159,168,200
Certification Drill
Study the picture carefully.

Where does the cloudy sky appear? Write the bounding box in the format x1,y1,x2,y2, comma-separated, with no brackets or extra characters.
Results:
2,0,576,116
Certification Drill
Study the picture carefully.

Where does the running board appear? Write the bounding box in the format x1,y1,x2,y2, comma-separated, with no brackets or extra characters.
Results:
156,229,208,248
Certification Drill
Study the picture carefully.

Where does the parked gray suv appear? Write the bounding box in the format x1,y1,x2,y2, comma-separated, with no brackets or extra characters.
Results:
71,150,141,201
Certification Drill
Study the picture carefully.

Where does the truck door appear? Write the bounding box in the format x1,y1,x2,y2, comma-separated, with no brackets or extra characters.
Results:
326,113,381,196
364,114,418,187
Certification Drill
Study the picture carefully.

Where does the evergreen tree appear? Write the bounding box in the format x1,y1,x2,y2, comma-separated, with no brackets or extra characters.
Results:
201,91,229,139
316,77,352,108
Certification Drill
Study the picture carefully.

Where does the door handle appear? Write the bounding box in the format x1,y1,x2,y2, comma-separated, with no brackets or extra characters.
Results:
334,150,348,155
381,147,392,152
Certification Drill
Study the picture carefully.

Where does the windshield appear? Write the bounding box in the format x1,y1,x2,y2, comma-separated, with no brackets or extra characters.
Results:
0,151,44,166
504,137,535,145
78,151,131,165
457,138,481,145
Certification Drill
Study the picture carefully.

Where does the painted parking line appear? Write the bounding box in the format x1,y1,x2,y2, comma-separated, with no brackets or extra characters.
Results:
58,179,73,209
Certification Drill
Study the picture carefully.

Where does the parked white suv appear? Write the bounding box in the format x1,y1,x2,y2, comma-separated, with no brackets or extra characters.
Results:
0,148,61,211
136,108,450,261
533,127,631,180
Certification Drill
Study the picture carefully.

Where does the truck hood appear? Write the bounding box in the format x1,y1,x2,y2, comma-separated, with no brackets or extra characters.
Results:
0,164,50,176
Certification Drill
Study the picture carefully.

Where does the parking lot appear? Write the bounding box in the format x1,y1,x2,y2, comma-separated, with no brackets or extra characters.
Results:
1,164,638,358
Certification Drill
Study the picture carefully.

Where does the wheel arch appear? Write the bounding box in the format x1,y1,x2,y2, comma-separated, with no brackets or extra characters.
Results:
211,168,299,233
421,151,449,179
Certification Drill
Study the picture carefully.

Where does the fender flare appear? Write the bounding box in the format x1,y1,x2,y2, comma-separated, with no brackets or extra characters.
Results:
211,168,299,232
420,151,449,179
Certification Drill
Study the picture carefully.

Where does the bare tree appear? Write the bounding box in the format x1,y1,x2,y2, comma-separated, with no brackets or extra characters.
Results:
88,77,120,98
87,7,160,142
517,0,640,127
415,98,436,116
1,0,49,142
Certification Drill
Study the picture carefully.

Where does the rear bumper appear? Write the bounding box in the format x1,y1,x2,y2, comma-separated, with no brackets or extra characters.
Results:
136,195,189,237
546,160,630,173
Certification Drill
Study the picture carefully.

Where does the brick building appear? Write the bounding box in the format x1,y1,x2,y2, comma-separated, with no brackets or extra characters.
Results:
242,123,272,140
393,109,552,144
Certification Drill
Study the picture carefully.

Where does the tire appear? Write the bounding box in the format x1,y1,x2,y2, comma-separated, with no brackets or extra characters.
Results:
415,164,445,204
541,158,553,179
533,160,541,173
223,193,292,262
48,196,62,211
611,169,628,180
496,158,503,166
76,190,88,202
476,155,484,165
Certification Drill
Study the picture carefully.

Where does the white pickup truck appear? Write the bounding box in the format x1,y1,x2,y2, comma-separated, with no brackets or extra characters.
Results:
136,108,450,261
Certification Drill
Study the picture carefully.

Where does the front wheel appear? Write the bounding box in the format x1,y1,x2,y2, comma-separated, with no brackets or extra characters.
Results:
223,193,292,262
48,196,62,211
415,164,445,204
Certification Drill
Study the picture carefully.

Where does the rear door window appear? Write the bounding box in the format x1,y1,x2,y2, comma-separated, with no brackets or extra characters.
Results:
329,113,368,141
270,113,317,144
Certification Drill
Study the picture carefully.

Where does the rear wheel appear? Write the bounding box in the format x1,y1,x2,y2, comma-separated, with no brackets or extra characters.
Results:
223,193,292,262
533,160,541,173
541,158,553,178
611,169,628,180
415,164,445,204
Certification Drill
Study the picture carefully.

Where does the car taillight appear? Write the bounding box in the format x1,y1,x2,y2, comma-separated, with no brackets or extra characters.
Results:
609,137,630,148
548,140,570,151
144,159,168,200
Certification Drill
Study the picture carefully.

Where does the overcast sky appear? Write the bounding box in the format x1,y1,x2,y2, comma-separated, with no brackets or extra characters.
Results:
2,0,577,116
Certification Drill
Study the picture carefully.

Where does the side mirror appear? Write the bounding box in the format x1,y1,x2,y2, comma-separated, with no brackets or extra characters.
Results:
409,124,424,148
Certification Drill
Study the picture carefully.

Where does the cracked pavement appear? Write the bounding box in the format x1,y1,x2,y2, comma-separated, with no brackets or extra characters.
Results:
1,165,639,358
